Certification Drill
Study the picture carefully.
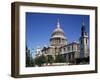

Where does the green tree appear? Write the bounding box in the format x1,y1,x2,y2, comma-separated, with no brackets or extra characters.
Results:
26,51,35,67
47,55,54,64
55,55,66,63
26,46,35,67
35,55,46,66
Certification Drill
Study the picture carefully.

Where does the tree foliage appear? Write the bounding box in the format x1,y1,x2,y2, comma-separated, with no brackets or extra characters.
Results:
26,55,35,67
35,55,46,66
55,55,66,63
26,48,35,67
47,55,54,64
75,57,89,64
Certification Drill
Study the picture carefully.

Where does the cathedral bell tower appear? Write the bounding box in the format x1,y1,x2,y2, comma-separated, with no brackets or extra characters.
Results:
80,18,89,58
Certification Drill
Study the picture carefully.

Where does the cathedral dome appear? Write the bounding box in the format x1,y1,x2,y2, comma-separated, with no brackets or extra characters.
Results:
50,19,67,47
51,19,66,39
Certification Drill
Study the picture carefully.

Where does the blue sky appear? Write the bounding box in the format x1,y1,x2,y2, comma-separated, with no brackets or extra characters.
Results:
26,12,89,55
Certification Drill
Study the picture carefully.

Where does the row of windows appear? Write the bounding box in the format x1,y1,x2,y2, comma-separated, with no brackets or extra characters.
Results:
62,45,79,52
51,39,66,45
